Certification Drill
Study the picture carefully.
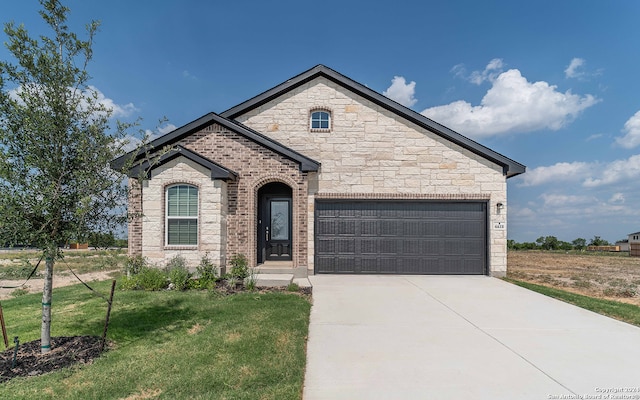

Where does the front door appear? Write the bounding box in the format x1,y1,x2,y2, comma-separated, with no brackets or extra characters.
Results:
264,198,292,261
258,182,293,263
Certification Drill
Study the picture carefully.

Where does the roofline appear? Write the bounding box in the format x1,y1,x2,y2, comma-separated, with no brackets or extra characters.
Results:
221,64,526,178
111,112,320,173
129,146,238,180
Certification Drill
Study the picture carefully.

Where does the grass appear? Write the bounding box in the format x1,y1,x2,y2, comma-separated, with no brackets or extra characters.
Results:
0,280,311,399
504,278,640,327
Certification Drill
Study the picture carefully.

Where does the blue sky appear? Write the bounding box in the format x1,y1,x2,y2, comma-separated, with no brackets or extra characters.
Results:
3,0,640,244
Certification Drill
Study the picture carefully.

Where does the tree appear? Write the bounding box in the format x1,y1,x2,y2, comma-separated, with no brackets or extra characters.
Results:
589,236,610,247
572,238,587,251
535,235,559,250
0,0,130,353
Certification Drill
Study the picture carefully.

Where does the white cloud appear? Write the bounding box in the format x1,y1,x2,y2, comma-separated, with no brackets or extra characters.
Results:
89,86,138,118
383,76,417,107
422,63,599,138
564,57,602,80
582,154,640,187
564,58,586,79
8,84,138,119
586,133,604,141
183,70,198,80
519,161,594,187
540,193,596,207
469,58,504,85
609,193,625,204
614,110,640,149
122,123,177,152
450,63,466,79
519,154,640,188
158,123,177,135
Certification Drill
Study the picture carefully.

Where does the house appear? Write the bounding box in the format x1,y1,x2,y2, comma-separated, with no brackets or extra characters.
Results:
112,65,525,277
616,240,630,252
630,232,640,257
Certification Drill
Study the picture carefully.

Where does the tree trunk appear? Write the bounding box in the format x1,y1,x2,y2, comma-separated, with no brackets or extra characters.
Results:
41,256,54,354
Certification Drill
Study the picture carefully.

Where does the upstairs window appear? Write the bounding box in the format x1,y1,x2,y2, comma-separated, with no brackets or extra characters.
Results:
310,110,331,131
166,184,198,246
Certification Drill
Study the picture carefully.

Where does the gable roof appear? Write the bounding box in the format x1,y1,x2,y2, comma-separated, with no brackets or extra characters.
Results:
127,145,238,180
221,64,525,178
111,112,320,173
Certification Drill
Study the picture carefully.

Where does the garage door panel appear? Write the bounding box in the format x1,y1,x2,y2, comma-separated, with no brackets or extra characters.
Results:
336,238,356,254
315,201,486,275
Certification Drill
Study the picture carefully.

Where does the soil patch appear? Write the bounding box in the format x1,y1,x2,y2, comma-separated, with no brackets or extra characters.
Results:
508,251,640,305
0,336,106,383
0,270,118,300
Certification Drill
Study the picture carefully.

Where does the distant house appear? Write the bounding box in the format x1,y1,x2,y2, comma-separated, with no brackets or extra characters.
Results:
630,232,640,257
616,239,630,252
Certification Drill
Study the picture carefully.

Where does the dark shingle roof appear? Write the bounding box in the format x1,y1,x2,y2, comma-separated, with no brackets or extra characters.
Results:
221,64,525,178
126,145,238,180
111,112,320,173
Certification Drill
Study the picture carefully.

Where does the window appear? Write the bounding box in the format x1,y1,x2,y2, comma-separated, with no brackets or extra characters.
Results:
310,110,331,131
166,185,198,246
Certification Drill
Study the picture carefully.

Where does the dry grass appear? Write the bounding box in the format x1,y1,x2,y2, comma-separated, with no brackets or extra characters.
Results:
508,251,640,306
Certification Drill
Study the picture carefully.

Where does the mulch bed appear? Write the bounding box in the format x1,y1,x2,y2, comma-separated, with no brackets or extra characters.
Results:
0,336,105,383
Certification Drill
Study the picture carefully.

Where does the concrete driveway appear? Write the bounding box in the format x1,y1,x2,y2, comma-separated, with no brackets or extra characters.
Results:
303,275,640,400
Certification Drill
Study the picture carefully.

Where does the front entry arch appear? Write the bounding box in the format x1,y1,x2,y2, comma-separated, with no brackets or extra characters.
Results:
257,182,293,263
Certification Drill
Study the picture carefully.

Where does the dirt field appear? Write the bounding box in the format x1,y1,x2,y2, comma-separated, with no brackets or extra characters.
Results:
508,251,640,306
0,270,119,300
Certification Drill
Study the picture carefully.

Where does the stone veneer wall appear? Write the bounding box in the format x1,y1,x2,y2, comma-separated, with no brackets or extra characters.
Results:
178,123,309,269
234,77,509,276
139,157,227,270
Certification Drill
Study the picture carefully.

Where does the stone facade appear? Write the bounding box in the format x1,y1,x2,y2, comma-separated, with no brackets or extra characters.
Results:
234,77,508,276
138,156,227,269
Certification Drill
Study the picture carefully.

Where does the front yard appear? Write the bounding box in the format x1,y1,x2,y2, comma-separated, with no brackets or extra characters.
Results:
0,280,310,399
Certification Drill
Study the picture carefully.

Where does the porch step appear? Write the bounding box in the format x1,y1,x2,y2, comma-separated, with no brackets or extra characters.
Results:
255,263,307,278
253,273,294,287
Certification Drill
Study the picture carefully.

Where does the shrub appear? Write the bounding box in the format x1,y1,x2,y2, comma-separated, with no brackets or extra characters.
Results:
166,256,191,291
245,268,258,291
121,267,169,291
166,254,187,271
124,255,147,277
286,282,300,292
192,253,218,290
229,254,249,279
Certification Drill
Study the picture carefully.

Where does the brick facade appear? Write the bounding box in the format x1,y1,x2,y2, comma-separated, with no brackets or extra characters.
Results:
130,124,308,268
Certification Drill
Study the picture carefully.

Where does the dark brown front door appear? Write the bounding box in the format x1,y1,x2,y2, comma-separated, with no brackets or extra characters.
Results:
258,183,293,263
264,198,292,261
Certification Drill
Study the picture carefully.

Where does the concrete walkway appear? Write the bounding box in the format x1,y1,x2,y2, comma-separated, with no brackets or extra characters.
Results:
303,275,640,400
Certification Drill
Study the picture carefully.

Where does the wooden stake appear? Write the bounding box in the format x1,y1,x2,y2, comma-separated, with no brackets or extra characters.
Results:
101,280,116,352
0,303,8,348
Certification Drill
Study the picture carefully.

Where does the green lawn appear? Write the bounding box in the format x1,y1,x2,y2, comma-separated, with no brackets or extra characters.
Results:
504,278,640,327
0,280,311,399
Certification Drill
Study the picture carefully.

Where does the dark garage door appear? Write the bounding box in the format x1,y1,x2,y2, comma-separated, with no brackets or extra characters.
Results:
315,200,487,274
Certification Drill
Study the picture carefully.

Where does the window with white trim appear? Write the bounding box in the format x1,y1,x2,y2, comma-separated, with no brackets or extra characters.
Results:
166,184,198,246
310,110,331,131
